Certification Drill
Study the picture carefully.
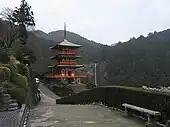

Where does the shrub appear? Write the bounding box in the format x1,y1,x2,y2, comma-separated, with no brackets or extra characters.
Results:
17,64,29,78
52,85,74,97
0,64,18,81
7,87,28,104
0,63,29,104
0,66,11,81
13,73,29,92
0,52,9,64
0,69,5,82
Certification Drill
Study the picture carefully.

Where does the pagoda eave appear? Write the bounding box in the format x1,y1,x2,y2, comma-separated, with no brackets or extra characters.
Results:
50,39,81,50
50,55,82,60
50,45,81,50
48,65,84,69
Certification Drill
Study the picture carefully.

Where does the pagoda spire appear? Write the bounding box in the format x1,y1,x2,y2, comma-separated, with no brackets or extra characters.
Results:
64,22,66,39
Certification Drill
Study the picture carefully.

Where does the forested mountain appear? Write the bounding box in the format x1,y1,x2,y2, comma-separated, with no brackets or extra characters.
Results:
32,28,170,87
1,18,170,86
103,30,170,86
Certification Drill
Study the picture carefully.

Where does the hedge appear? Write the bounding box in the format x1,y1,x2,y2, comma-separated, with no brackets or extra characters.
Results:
0,63,29,104
7,87,28,104
0,64,18,81
0,66,11,81
49,85,74,97
13,73,29,92
17,64,29,78
56,86,170,124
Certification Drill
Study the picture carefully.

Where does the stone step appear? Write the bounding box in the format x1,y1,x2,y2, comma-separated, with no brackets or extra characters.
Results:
7,107,18,111
2,94,11,98
0,87,7,92
7,103,19,111
9,99,17,104
0,106,8,112
5,99,17,104
8,103,18,107
0,102,11,111
1,96,11,102
0,90,8,95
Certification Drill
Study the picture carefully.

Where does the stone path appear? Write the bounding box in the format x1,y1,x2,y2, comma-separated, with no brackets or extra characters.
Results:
0,110,20,127
28,84,144,127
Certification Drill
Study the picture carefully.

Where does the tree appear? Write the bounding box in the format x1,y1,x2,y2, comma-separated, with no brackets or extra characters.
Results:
0,8,19,48
15,46,36,66
0,0,35,47
11,0,35,44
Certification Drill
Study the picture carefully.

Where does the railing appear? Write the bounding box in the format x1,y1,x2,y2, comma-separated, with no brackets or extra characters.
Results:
57,60,77,65
47,74,87,78
59,51,78,55
18,104,29,127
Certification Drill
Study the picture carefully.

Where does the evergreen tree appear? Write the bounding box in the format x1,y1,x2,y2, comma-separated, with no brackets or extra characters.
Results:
0,0,35,47
15,46,36,66
11,0,35,44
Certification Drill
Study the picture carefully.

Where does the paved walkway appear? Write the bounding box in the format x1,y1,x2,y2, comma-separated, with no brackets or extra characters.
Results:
29,84,144,127
0,110,20,127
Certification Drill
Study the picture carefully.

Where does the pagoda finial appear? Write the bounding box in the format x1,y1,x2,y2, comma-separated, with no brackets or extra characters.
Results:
64,22,66,39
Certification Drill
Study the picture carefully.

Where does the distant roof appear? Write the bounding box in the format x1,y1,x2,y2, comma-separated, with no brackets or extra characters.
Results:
59,39,81,47
50,39,81,49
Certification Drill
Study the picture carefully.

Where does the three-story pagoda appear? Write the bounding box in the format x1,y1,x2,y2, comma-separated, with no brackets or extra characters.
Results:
47,23,86,84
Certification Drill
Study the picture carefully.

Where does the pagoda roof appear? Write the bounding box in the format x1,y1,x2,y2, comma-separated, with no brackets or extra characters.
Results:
50,55,82,60
48,64,83,68
50,39,81,49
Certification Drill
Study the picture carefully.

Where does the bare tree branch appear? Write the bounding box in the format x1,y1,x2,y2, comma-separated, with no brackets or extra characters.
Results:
0,7,19,48
0,7,14,23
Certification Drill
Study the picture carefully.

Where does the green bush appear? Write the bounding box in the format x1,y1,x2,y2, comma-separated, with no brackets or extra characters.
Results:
0,64,18,81
4,80,30,104
0,66,11,81
4,80,29,104
0,52,9,64
17,64,29,78
0,63,29,104
0,69,5,82
13,73,29,92
51,85,74,97
7,87,28,104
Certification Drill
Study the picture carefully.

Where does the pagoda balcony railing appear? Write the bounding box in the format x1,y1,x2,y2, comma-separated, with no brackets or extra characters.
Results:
59,51,78,55
57,60,77,65
47,74,87,78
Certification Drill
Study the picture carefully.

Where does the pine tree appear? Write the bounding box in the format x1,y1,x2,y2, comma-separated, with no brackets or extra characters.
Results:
11,0,35,44
0,0,35,47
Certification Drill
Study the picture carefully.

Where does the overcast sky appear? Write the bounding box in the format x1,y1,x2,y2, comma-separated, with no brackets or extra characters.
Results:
0,0,170,45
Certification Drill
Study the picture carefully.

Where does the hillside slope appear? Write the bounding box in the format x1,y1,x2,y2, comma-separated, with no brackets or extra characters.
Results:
103,29,170,86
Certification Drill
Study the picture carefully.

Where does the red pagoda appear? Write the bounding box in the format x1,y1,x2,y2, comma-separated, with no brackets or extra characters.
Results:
47,23,86,84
